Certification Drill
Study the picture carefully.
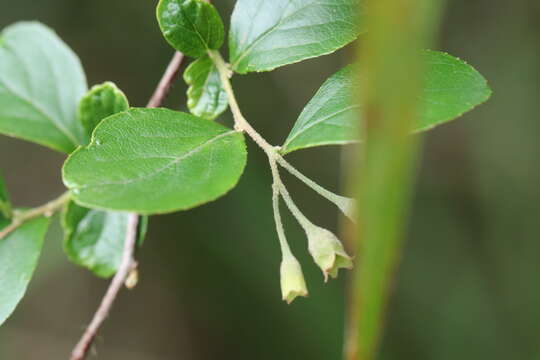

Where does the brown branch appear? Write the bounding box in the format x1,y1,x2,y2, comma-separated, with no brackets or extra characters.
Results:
146,51,185,108
70,213,139,360
70,50,186,360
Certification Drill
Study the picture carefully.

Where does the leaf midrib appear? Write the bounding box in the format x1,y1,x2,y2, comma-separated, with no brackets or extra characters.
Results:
284,104,360,148
0,44,79,148
232,0,321,69
76,130,238,189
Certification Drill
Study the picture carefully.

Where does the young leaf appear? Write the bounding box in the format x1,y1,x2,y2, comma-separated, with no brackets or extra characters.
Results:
63,108,247,214
0,22,88,153
0,215,50,325
281,51,492,154
229,0,364,74
62,201,147,278
157,0,225,58
78,82,129,144
184,55,228,120
0,170,11,219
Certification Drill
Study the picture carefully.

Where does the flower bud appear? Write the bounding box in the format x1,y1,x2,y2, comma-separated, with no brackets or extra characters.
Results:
280,255,308,304
306,225,353,281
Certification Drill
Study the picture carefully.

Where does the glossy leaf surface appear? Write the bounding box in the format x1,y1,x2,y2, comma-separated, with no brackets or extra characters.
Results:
0,215,49,325
229,0,364,73
184,55,228,120
78,82,129,144
281,51,492,154
157,0,225,58
63,108,247,214
63,201,147,278
0,22,87,153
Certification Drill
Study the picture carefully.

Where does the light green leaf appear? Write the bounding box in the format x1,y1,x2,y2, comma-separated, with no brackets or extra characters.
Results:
229,0,364,74
63,108,247,214
184,55,228,120
62,201,147,278
157,0,225,58
0,170,11,219
78,82,129,144
0,215,49,325
281,51,492,154
0,22,87,153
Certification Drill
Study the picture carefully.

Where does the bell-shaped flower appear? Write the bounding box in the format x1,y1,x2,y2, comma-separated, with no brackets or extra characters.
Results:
306,225,353,281
280,255,308,304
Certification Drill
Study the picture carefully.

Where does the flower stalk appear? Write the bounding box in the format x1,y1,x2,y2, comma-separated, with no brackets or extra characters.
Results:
211,47,354,296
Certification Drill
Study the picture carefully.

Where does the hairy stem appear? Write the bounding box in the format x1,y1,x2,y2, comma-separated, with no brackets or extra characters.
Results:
270,164,292,258
274,169,313,231
0,192,70,239
210,49,353,222
209,50,275,156
277,157,356,221
70,49,186,360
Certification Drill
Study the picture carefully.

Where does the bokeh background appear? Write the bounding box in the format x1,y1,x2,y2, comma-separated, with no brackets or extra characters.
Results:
1,0,539,359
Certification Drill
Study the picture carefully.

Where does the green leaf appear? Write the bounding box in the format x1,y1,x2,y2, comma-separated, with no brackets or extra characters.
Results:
0,170,11,219
0,215,49,325
67,82,140,277
63,108,247,214
229,0,364,74
62,201,147,278
78,82,129,144
69,82,141,277
157,0,225,58
0,22,88,153
184,55,228,120
281,66,359,154
281,51,492,154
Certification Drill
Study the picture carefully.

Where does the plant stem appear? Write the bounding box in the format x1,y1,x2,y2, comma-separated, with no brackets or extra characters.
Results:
71,213,139,360
70,49,187,360
210,49,354,221
270,164,292,258
146,51,184,108
209,50,275,156
277,157,356,222
276,178,313,232
0,192,70,239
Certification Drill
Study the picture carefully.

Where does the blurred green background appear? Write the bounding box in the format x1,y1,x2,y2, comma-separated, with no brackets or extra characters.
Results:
1,0,539,359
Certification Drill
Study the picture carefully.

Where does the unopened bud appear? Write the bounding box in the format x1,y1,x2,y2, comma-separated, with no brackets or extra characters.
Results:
280,256,308,304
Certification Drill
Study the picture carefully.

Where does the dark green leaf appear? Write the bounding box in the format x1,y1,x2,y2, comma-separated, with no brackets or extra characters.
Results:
0,22,87,153
281,51,492,154
184,55,228,120
63,108,247,214
78,82,129,144
0,170,11,219
62,201,147,278
229,0,364,74
157,0,225,58
0,215,49,325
